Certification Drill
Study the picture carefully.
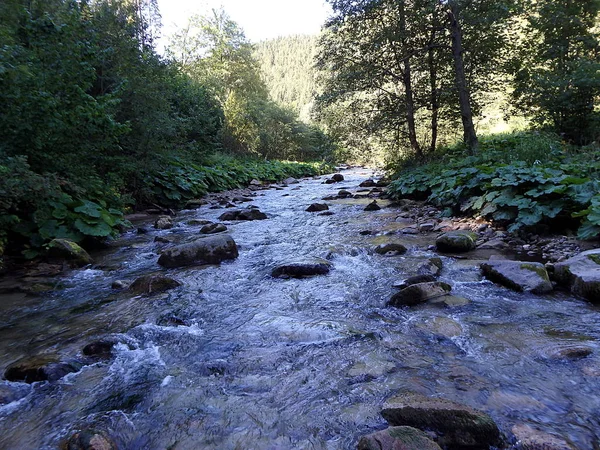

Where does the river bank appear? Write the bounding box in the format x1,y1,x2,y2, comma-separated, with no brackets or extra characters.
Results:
0,168,599,449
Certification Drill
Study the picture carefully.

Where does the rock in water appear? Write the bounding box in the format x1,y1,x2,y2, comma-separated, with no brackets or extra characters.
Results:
481,260,552,294
218,209,267,221
200,223,227,234
338,189,352,198
48,239,93,267
157,235,239,268
417,257,443,277
331,173,344,182
393,275,437,290
388,282,452,307
360,179,376,187
283,177,299,185
63,429,117,450
553,249,600,303
272,259,332,278
128,274,181,295
511,424,575,450
381,393,500,450
4,357,82,383
306,203,329,212
364,201,381,211
436,231,477,253
358,426,442,450
375,243,408,256
154,215,173,230
82,340,117,359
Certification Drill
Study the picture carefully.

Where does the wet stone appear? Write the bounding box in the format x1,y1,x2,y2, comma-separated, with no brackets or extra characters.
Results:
436,231,477,253
338,189,352,198
111,280,128,290
63,429,117,450
481,260,553,294
512,424,575,450
364,200,381,211
381,393,501,450
360,179,376,188
187,219,213,226
388,282,452,307
374,243,407,256
82,340,117,359
393,275,437,290
154,215,173,230
218,208,267,221
48,239,93,268
157,234,239,268
272,259,332,278
331,173,344,182
4,357,82,383
545,345,593,360
200,223,227,234
306,203,329,212
128,274,181,295
358,426,442,450
417,257,443,277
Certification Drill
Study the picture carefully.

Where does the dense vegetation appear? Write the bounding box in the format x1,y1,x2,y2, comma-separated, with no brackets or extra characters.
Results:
0,0,331,265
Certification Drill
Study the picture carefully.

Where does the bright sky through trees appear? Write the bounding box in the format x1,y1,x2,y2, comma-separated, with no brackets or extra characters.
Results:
157,0,332,46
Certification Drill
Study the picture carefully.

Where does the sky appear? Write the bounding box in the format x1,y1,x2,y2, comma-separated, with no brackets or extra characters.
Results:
156,0,332,47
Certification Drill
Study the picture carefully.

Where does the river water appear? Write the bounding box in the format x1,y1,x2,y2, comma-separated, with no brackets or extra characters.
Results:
1,169,599,449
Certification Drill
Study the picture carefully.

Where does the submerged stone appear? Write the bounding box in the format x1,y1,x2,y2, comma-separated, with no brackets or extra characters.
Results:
63,429,117,450
128,274,181,295
306,203,329,212
154,215,173,230
364,200,381,211
481,260,553,294
357,426,442,450
393,275,437,290
200,223,227,234
381,393,500,450
157,235,239,268
417,257,443,277
4,356,82,383
218,209,267,221
375,243,407,256
512,424,575,450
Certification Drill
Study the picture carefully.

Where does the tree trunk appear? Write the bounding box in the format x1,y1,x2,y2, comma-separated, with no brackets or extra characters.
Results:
448,2,478,153
428,34,439,154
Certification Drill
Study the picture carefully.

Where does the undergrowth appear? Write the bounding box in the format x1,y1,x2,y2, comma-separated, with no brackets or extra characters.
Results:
388,131,600,239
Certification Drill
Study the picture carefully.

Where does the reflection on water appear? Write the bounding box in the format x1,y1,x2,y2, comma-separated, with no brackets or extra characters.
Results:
0,169,599,449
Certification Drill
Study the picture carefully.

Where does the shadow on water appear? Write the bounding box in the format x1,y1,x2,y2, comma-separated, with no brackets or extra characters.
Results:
0,169,599,449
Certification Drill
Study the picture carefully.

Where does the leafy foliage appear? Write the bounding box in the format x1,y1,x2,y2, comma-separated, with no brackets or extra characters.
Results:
388,132,600,239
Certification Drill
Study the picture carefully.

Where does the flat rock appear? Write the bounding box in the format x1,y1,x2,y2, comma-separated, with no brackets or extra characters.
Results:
481,260,553,294
388,282,452,307
553,249,600,303
128,274,181,295
512,424,575,450
358,426,442,450
187,219,213,226
375,243,408,256
306,203,329,212
157,234,239,268
63,429,117,450
218,209,267,221
428,295,471,307
416,316,463,338
393,275,437,290
477,238,508,250
436,231,477,253
283,177,299,185
272,259,332,278
545,345,593,360
381,393,500,450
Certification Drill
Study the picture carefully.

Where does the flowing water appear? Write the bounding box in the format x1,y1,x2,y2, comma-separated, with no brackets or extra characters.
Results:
1,169,600,449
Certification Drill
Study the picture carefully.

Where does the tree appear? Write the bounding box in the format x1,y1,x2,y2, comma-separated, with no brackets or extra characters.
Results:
511,0,600,144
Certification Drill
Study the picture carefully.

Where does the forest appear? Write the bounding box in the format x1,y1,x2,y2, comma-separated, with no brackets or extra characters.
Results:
0,0,599,263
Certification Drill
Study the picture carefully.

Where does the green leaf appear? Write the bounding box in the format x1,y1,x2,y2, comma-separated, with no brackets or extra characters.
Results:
74,219,113,237
74,200,103,218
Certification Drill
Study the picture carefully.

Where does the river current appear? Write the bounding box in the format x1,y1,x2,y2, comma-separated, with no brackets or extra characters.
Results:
1,169,599,449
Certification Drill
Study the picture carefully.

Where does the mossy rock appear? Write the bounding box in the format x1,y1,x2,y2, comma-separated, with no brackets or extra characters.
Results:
481,260,552,294
388,282,452,307
436,231,477,253
553,249,600,303
381,393,500,450
157,235,239,268
48,239,93,268
358,426,442,450
128,274,181,295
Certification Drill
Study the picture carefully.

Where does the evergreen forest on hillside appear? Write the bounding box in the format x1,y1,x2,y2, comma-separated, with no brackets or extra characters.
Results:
1,0,599,266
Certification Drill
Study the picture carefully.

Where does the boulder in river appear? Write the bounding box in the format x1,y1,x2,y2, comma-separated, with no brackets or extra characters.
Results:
157,234,239,268
272,258,332,278
331,173,344,182
63,429,117,450
511,424,575,450
218,208,267,221
360,179,376,187
128,274,181,295
154,215,173,230
393,274,437,290
436,231,477,253
48,239,93,267
388,282,452,307
200,223,227,234
553,249,600,303
4,356,82,383
186,219,213,226
283,177,299,185
82,340,117,359
338,189,352,198
481,260,553,294
381,393,501,450
364,200,381,211
357,426,442,450
306,203,329,212
375,243,408,256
